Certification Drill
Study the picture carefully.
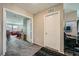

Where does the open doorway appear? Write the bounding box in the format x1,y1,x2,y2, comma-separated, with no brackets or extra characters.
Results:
3,8,33,55
64,4,79,56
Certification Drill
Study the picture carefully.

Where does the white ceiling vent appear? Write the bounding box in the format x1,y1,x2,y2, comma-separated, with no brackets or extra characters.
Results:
48,7,54,13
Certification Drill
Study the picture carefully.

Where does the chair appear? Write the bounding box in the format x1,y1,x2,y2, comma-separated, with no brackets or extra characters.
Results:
73,43,79,56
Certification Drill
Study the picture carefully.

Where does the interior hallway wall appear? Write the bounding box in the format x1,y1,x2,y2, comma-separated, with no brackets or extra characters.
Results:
65,11,77,36
0,4,33,55
33,4,64,53
65,11,77,21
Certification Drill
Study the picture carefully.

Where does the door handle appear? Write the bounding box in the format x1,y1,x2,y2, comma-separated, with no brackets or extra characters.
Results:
45,32,48,35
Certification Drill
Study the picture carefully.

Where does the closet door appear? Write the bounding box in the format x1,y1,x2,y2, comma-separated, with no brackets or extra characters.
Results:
44,11,61,52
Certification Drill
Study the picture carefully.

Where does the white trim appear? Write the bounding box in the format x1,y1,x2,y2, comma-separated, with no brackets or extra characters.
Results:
31,18,33,43
3,8,33,55
3,8,7,56
4,8,32,19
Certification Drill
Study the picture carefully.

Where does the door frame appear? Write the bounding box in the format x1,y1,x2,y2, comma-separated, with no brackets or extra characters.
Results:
3,8,33,55
44,11,64,53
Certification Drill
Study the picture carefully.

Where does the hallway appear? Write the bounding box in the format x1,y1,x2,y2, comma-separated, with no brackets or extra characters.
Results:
5,36,42,56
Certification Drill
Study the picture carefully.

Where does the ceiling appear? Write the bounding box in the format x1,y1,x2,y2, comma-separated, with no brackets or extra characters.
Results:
16,3,79,14
5,3,79,16
15,3,58,14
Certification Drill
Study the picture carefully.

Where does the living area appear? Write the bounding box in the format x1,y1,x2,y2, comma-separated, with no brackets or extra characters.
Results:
64,3,79,56
4,9,34,55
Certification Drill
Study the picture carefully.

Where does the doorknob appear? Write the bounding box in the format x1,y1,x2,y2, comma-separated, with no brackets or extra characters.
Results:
45,32,48,35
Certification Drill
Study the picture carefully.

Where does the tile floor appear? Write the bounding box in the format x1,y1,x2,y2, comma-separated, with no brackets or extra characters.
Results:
5,36,42,56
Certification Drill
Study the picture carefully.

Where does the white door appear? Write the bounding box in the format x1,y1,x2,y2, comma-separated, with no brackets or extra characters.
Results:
44,11,61,52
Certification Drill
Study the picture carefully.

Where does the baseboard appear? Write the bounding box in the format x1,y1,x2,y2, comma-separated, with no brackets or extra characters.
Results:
33,43,43,47
45,46,58,52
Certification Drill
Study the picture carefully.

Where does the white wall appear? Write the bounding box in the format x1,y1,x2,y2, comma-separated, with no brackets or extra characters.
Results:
6,18,23,26
6,11,24,26
23,18,32,43
23,18,27,34
65,21,77,36
65,11,77,36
